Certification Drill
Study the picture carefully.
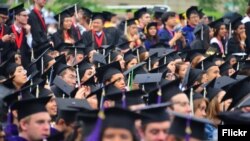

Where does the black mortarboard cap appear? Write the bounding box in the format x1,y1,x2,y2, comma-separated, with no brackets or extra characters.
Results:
54,8,73,22
146,22,157,31
11,96,51,121
185,49,206,62
53,75,75,97
93,53,107,66
102,11,116,22
145,52,159,70
102,107,143,131
134,73,162,84
161,79,183,102
186,6,199,18
169,112,212,140
91,12,104,21
105,89,146,108
124,49,137,63
134,7,148,19
56,98,92,111
231,16,243,30
219,61,232,75
139,102,171,125
195,55,217,70
116,41,131,51
187,68,204,88
153,6,168,19
221,76,250,110
9,3,25,15
77,59,93,79
81,7,92,18
95,61,122,83
0,5,9,15
218,111,250,124
208,18,224,29
123,62,147,77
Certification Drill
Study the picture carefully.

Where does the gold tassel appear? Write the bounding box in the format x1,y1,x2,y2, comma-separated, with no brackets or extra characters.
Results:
190,88,194,114
124,20,128,35
36,85,39,98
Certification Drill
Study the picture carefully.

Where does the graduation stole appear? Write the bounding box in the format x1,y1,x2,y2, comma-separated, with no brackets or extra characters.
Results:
0,25,4,39
33,8,47,32
92,30,105,48
11,25,24,49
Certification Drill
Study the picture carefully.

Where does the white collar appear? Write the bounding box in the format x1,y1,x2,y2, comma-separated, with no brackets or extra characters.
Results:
96,31,103,36
14,23,22,33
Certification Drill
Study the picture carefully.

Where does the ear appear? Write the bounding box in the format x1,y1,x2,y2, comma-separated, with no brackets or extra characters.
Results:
19,120,28,131
137,125,145,139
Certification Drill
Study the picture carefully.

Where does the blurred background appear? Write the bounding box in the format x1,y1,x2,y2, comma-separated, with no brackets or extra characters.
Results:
1,0,250,19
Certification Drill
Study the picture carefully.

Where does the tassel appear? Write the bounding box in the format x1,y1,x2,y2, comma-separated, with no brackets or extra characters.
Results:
31,48,34,61
185,115,192,141
164,56,166,65
201,25,203,41
190,88,194,114
203,87,207,98
124,20,128,35
229,23,232,39
74,3,78,19
129,70,134,90
201,61,204,70
36,85,39,98
127,73,131,90
4,111,18,137
237,61,240,71
76,64,81,87
122,90,126,108
49,67,54,86
59,14,61,29
108,52,111,64
89,19,92,29
148,57,151,71
99,86,105,109
157,84,162,104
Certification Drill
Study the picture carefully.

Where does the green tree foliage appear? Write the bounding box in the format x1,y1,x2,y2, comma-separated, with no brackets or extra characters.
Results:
196,0,222,11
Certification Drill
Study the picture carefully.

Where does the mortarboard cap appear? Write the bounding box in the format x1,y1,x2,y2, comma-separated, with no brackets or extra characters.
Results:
116,40,131,51
56,98,92,111
134,7,148,19
95,61,122,83
146,22,158,31
81,7,92,18
186,6,199,19
104,89,146,108
9,3,25,15
12,96,51,121
124,49,137,63
219,61,233,75
77,59,93,79
93,53,107,66
153,6,168,19
53,75,75,97
231,16,243,30
208,18,225,29
134,73,162,84
221,76,250,110
169,112,212,140
54,8,74,23
102,11,116,22
0,5,9,15
139,102,171,125
91,12,104,21
102,107,143,131
218,111,250,124
161,79,183,102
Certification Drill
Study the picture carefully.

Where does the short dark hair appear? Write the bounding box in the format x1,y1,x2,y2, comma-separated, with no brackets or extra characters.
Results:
161,11,176,24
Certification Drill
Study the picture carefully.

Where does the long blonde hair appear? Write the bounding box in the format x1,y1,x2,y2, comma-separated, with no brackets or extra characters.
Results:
207,95,220,122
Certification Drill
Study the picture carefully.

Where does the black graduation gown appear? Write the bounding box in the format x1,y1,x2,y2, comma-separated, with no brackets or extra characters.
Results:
28,9,49,49
5,136,28,141
227,37,245,54
8,26,31,69
71,25,82,42
51,30,76,49
0,25,13,62
81,27,121,48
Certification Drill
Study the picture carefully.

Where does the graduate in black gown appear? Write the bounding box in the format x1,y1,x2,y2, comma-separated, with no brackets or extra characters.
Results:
81,12,120,49
52,8,75,49
0,5,14,63
8,3,33,70
28,0,51,50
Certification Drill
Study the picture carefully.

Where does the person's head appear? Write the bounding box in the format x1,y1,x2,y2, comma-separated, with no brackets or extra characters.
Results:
233,22,245,36
45,96,57,117
15,10,29,25
206,65,220,81
126,9,133,20
246,6,250,17
167,61,176,73
126,58,138,70
59,67,76,87
138,11,151,27
55,110,77,135
175,62,188,80
140,121,170,141
62,16,72,30
145,22,158,37
170,93,192,114
127,23,138,36
11,65,28,88
33,0,47,8
106,73,126,90
207,90,231,122
213,24,227,38
186,7,200,26
92,13,104,32
193,98,208,118
114,54,126,70
161,12,177,28
0,6,8,24
140,52,149,62
191,54,205,68
19,112,51,140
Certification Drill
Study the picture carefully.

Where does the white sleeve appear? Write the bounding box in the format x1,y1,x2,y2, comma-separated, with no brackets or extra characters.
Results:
26,33,33,48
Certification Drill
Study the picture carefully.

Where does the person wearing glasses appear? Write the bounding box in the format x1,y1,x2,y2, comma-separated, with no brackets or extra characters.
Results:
8,3,33,70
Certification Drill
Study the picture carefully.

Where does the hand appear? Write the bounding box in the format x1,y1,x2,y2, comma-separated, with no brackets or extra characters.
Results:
49,41,54,47
1,34,12,42
10,33,15,42
74,86,90,99
240,32,247,40
173,31,183,40
133,34,140,40
23,24,31,34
